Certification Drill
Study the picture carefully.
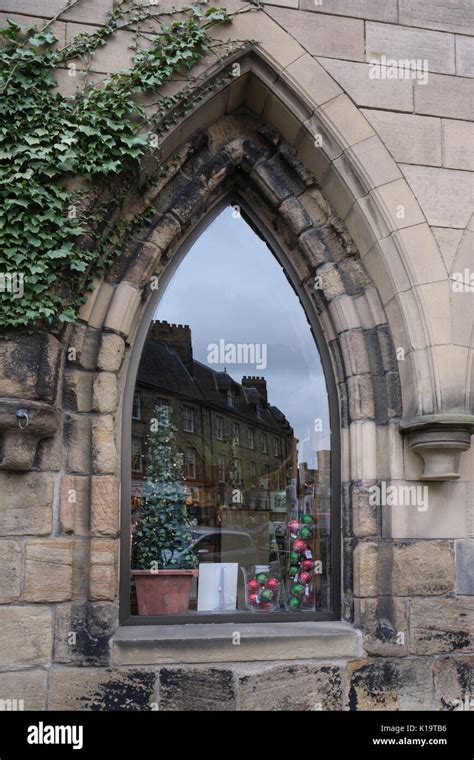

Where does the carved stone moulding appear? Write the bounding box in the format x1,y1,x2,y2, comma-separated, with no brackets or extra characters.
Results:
401,415,474,481
0,398,59,471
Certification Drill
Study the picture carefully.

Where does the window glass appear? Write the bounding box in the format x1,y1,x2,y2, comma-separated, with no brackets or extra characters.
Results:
130,209,332,617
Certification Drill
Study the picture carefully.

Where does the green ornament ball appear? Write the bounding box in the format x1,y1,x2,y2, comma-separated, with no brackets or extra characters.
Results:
256,572,268,584
289,551,298,563
302,514,314,525
260,589,273,602
299,526,312,540
288,565,299,576
288,596,301,609
291,583,305,596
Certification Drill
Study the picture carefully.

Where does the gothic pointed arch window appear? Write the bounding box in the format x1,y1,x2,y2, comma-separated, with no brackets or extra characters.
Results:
124,203,340,622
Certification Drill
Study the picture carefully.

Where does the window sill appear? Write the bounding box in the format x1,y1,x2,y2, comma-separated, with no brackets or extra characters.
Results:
112,621,361,665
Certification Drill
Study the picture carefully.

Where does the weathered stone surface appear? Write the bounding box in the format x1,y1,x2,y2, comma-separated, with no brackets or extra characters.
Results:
401,164,474,228
54,602,117,666
0,670,47,711
92,415,117,474
63,368,93,412
354,597,409,656
317,263,346,300
347,374,375,421
299,228,330,267
366,21,455,75
59,475,90,535
266,7,364,61
49,668,156,710
319,59,413,112
91,476,119,536
0,540,21,603
237,663,343,711
92,372,119,414
340,330,370,377
89,539,118,601
279,197,312,235
97,333,126,372
399,0,474,35
392,541,454,595
456,34,474,78
64,415,92,474
410,597,474,655
24,539,73,602
353,541,378,596
346,658,433,710
361,110,441,167
434,656,474,711
300,0,397,22
0,607,52,668
0,473,53,536
0,333,61,402
456,540,474,595
67,323,101,370
251,156,305,207
159,668,235,711
443,118,474,171
415,73,474,120
352,483,378,537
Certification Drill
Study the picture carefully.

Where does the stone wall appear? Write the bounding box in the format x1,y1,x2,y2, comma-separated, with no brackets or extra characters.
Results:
0,0,472,711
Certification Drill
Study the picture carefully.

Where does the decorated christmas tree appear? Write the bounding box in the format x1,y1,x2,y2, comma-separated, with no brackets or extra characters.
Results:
133,404,197,571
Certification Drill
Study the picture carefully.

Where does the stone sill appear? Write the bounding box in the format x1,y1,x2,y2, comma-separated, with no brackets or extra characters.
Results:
112,621,361,665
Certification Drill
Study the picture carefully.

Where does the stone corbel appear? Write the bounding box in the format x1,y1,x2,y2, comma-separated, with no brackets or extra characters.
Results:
401,415,474,481
0,398,59,471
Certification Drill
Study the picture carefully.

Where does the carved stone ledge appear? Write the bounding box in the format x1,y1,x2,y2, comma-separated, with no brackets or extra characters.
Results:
0,398,59,471
401,415,474,481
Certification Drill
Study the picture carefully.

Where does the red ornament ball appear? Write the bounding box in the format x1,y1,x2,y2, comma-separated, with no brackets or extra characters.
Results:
288,520,300,532
260,602,273,609
247,579,260,592
293,539,306,553
247,593,258,605
302,559,313,571
265,578,279,591
299,571,311,584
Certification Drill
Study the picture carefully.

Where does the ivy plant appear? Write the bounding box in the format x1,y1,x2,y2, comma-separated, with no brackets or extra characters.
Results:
0,0,251,330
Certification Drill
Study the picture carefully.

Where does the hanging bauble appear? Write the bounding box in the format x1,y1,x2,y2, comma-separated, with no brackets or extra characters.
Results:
302,514,314,525
293,539,306,553
298,571,311,584
291,582,305,596
302,559,313,571
289,551,299,563
288,565,299,577
299,527,312,540
288,519,300,532
288,596,301,609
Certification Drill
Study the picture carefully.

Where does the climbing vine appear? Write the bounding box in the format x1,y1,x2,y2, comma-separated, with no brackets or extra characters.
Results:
0,0,255,329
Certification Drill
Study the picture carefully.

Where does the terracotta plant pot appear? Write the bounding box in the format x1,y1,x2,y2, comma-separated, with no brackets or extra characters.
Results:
132,569,198,615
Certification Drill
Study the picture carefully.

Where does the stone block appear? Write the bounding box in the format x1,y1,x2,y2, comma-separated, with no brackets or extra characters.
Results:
415,73,474,120
92,372,118,414
159,667,236,711
346,657,433,710
67,322,101,370
24,539,73,602
432,227,463,273
63,368,93,412
352,483,378,537
340,330,371,377
456,34,474,77
59,475,90,535
366,22,455,75
299,0,397,21
443,119,474,170
392,540,454,595
64,415,92,474
266,8,364,61
353,541,378,597
361,110,442,167
49,668,156,710
399,0,474,35
456,540,474,595
53,602,117,666
410,597,474,655
91,476,119,536
78,280,114,330
347,374,375,421
434,656,474,710
318,59,413,112
89,539,118,601
92,415,117,474
349,421,378,480
237,662,343,711
0,333,61,402
319,93,376,150
0,540,21,603
285,54,342,108
354,597,409,657
97,333,126,372
0,607,52,668
401,165,474,228
0,472,53,536
104,282,142,338
0,670,47,711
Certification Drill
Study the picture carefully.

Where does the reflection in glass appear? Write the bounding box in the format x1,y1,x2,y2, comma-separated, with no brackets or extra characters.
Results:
130,208,331,616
